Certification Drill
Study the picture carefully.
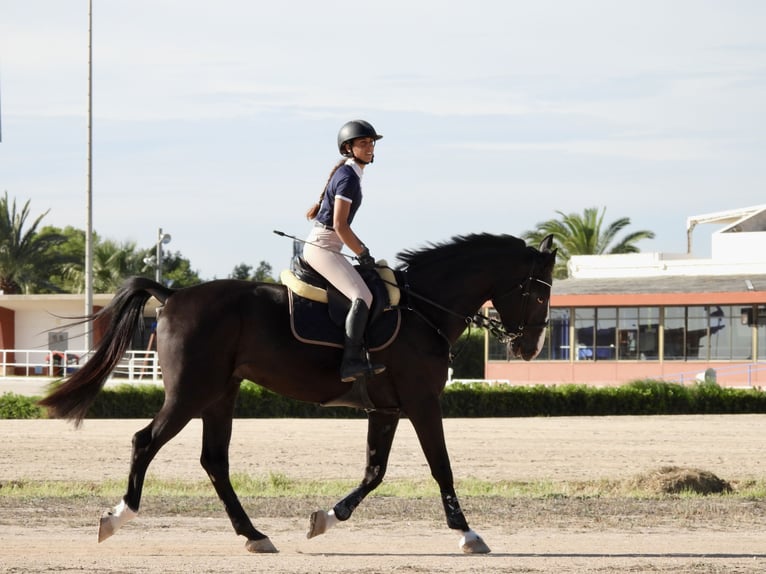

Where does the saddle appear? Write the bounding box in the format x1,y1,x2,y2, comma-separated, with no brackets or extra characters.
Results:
280,258,401,350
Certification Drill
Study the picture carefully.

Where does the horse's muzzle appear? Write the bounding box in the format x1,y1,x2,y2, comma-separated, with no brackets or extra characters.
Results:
510,329,546,361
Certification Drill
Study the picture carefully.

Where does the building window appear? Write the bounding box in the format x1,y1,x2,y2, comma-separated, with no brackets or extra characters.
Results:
575,308,618,360
664,306,686,360
618,307,659,360
487,303,762,363
705,305,751,360
596,308,617,360
667,305,727,361
574,307,595,360
546,307,571,360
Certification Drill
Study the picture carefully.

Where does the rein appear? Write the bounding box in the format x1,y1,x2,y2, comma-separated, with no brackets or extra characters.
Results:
380,264,551,351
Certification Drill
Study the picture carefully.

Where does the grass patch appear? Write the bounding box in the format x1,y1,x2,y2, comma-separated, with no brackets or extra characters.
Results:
3,471,766,500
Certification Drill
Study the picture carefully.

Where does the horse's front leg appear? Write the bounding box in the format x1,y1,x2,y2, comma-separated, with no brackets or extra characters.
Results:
307,410,400,539
408,397,491,554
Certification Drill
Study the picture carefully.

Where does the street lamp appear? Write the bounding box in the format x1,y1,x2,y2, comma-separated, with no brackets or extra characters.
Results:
143,228,172,284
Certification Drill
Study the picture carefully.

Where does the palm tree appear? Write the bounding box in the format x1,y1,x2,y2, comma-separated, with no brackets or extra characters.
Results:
63,239,146,294
523,207,655,279
0,193,76,293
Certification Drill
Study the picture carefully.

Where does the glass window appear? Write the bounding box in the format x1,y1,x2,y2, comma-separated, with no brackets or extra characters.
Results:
618,307,660,360
595,308,617,361
687,306,712,360
730,305,753,360
706,305,730,360
758,305,766,361
535,307,571,360
547,308,571,360
574,308,595,360
617,307,639,360
639,307,660,360
704,305,751,360
663,306,686,360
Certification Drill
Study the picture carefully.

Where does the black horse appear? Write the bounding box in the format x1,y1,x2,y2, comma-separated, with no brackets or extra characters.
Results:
39,233,556,554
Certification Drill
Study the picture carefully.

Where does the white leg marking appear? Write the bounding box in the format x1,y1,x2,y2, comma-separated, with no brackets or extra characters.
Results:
98,499,137,543
459,529,491,554
306,509,340,539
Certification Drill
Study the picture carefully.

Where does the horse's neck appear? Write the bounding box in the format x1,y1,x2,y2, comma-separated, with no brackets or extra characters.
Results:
405,260,492,340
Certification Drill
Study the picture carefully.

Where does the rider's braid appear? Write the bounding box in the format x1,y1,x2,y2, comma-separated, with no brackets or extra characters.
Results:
305,159,347,220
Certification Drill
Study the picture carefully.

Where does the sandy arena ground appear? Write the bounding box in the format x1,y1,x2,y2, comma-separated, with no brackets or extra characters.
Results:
1,415,766,573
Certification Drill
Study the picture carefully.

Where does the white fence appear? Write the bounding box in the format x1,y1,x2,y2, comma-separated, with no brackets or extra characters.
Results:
0,349,162,382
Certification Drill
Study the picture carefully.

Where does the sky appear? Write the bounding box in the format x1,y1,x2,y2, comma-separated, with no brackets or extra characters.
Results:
1,1,765,280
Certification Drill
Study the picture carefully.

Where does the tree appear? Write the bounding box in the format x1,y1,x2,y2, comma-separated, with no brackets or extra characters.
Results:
0,193,78,294
229,261,277,283
42,227,202,292
523,207,655,279
155,250,202,288
90,239,145,293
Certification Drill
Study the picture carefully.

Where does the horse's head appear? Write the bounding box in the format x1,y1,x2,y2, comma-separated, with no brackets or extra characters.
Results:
491,234,556,361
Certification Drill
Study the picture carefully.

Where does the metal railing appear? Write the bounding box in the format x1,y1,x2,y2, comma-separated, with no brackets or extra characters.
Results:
660,361,766,388
0,349,162,382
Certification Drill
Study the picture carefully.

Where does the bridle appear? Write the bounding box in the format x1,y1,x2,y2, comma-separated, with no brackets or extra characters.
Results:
478,274,552,344
387,263,552,347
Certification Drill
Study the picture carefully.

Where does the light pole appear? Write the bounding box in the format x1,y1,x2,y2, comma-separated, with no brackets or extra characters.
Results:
84,0,94,349
155,228,171,284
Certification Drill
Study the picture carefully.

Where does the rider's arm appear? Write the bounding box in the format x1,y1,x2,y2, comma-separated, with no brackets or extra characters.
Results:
333,197,367,256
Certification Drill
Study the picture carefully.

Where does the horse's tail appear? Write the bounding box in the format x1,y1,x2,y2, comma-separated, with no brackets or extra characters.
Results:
38,276,174,426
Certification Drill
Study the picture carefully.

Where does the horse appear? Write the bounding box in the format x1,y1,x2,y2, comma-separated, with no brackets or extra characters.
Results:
39,233,556,554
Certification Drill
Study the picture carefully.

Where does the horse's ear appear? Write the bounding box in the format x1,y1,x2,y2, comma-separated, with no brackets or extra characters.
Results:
538,234,555,253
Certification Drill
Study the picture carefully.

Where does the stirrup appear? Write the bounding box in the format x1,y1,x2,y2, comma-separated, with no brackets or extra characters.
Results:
321,377,376,411
340,359,385,383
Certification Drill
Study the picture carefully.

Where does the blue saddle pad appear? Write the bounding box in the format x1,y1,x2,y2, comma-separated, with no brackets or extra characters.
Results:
287,290,401,350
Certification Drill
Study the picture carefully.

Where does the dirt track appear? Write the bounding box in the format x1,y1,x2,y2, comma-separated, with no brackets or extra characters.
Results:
2,415,766,573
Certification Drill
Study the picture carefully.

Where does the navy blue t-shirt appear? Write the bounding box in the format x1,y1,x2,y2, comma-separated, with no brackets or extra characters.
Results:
315,164,362,227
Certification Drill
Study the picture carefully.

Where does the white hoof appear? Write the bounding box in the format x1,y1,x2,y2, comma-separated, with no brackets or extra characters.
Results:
98,499,137,543
245,537,278,553
459,529,491,554
306,509,339,539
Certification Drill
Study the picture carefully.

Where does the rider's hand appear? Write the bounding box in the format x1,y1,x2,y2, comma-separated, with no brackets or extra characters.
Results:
357,247,376,270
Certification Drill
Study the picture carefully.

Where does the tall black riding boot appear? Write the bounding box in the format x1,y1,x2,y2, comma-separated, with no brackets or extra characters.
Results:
340,298,386,382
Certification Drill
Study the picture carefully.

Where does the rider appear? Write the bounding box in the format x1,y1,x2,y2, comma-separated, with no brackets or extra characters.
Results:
304,120,386,383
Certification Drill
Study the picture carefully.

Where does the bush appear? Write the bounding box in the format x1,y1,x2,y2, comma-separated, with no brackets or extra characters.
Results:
4,379,766,420
0,393,44,419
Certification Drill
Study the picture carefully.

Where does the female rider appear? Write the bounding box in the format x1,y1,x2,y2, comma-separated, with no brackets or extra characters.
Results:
304,120,386,383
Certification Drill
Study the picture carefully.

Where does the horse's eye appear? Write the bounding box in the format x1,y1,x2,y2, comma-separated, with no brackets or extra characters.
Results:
536,297,545,304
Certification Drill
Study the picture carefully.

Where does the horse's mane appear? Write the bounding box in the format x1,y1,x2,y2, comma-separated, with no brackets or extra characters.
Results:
395,233,527,270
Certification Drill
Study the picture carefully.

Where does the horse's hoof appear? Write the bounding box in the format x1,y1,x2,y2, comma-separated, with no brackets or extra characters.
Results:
245,537,278,553
306,510,328,539
98,514,116,543
459,530,491,554
98,502,137,543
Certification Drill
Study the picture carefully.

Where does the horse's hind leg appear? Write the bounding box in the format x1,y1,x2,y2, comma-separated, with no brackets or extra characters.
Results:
199,382,277,553
307,410,400,539
98,403,194,542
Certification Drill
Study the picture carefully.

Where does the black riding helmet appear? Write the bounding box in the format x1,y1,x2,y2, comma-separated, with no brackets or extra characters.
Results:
337,120,383,160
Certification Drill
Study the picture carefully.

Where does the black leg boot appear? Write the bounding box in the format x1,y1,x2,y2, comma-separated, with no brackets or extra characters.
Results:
340,298,386,383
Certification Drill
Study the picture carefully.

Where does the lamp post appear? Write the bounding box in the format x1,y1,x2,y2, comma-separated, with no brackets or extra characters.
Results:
144,228,172,284
84,0,94,349
155,228,171,284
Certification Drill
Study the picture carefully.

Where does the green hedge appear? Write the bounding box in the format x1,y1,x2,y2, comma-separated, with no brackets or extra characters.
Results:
3,379,766,420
